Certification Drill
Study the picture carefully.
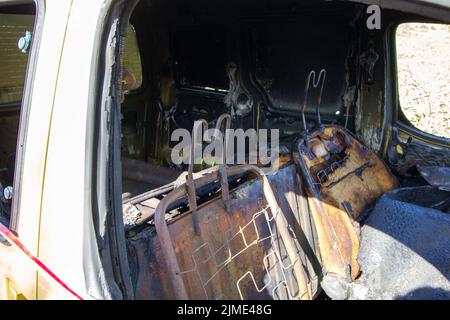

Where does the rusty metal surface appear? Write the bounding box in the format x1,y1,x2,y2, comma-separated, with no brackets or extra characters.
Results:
126,164,320,300
155,164,312,299
294,125,398,285
300,69,326,131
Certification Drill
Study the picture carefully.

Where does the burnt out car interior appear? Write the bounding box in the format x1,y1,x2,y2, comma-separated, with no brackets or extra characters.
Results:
115,0,450,300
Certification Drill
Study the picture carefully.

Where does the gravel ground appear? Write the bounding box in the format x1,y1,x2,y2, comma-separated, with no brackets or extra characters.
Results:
396,23,450,139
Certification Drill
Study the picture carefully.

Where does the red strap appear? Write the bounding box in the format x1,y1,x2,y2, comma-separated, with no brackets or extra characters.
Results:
0,223,83,300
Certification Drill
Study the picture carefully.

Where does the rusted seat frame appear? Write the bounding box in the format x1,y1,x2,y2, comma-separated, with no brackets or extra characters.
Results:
294,124,399,295
294,68,398,297
154,117,312,300
296,68,353,285
294,129,357,283
154,164,313,299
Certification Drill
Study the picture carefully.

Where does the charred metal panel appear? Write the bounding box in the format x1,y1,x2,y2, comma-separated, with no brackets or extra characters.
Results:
126,164,320,300
394,142,450,176
122,157,183,187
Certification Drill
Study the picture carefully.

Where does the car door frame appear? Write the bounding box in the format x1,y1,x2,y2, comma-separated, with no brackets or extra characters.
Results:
0,0,59,300
381,4,450,167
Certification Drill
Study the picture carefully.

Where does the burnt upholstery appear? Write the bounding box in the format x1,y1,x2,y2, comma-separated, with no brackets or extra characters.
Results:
351,186,450,300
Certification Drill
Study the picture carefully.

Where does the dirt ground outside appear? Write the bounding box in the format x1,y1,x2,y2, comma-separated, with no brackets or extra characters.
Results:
396,23,450,139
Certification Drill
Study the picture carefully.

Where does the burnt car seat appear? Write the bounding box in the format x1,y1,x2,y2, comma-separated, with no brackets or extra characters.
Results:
294,125,399,299
293,69,399,299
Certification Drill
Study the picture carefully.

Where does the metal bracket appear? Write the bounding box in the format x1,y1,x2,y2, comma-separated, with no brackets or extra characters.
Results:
301,69,327,133
187,119,210,235
359,43,379,84
186,114,233,232
213,114,232,212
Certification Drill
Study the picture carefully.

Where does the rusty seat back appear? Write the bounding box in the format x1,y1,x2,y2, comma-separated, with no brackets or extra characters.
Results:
294,125,398,298
126,117,321,300
126,163,322,299
292,68,398,298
